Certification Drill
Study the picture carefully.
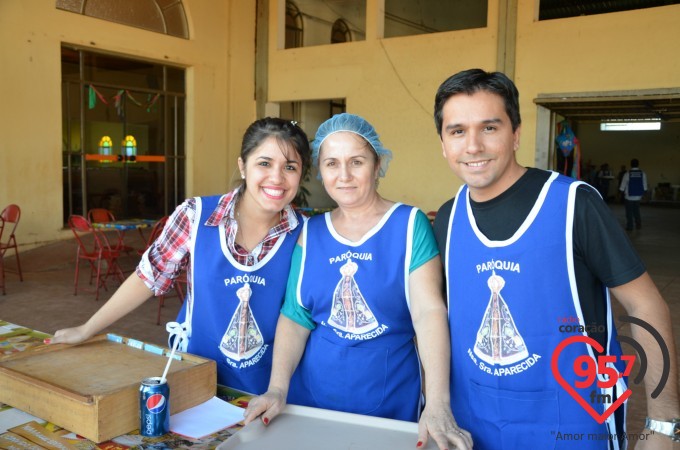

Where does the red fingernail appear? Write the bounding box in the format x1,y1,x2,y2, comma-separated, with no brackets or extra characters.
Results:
262,417,269,425
416,442,423,448
43,339,51,344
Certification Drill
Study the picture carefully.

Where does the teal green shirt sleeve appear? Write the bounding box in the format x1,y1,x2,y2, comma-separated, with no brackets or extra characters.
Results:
410,209,439,273
280,244,316,330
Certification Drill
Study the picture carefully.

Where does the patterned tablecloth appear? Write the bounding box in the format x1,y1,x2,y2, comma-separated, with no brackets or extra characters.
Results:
91,219,157,231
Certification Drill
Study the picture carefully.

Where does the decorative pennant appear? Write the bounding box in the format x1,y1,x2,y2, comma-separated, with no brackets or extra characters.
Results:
87,85,109,110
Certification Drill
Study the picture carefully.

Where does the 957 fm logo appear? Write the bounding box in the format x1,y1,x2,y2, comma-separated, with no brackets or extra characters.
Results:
551,315,671,423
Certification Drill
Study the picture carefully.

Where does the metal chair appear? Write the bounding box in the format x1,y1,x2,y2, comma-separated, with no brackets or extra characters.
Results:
137,216,186,325
156,270,186,325
69,215,125,301
137,216,169,257
87,208,135,257
0,204,23,281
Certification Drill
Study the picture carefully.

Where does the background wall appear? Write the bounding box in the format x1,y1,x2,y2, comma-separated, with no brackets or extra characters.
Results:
514,0,680,185
0,0,255,246
268,0,680,213
268,0,500,213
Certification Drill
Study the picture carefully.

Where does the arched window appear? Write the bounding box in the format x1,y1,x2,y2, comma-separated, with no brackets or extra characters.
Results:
56,0,189,39
331,19,352,44
285,1,303,49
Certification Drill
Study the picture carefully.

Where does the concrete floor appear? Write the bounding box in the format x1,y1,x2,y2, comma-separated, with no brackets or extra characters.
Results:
1,203,678,438
0,229,183,347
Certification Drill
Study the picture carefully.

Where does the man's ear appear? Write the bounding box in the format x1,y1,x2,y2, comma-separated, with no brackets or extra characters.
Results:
513,125,522,151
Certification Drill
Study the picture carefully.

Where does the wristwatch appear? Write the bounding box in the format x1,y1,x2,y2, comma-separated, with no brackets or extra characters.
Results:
644,417,680,442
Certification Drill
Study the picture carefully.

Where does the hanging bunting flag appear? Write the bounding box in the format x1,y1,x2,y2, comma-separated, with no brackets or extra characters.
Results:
88,85,109,109
88,86,96,109
113,90,125,118
125,90,144,107
88,86,161,114
146,93,160,112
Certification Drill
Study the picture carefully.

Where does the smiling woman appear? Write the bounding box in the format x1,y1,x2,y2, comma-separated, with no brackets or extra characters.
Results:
50,118,313,396
244,114,473,450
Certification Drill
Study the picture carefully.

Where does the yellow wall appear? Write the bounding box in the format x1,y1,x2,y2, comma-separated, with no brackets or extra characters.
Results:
2,0,680,247
267,0,680,213
514,1,680,171
0,0,255,246
267,0,500,213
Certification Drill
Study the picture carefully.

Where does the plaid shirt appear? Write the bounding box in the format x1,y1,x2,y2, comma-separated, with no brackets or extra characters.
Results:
137,187,300,296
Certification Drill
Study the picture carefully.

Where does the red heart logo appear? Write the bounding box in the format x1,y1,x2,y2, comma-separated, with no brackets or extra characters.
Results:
551,335,631,424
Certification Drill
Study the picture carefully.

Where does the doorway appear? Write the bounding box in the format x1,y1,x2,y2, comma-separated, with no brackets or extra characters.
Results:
61,46,186,222
534,90,680,205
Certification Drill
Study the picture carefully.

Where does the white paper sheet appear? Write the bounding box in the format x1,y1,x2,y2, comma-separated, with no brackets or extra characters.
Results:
0,407,44,433
169,396,244,439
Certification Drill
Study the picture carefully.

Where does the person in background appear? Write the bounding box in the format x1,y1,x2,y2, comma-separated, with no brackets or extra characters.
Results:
595,162,613,202
619,158,648,231
48,118,311,395
244,113,472,450
432,68,678,450
616,165,628,203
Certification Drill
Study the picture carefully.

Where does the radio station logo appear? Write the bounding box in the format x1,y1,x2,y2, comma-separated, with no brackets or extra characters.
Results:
146,393,167,414
551,315,671,423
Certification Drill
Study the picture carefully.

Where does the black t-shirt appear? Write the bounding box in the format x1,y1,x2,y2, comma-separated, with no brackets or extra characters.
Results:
433,168,646,348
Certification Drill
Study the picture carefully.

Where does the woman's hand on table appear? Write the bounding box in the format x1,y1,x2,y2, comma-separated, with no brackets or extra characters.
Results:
45,325,92,345
417,400,473,450
242,388,286,426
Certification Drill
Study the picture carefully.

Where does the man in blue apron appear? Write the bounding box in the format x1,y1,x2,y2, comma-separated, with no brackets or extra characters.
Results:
618,158,647,231
432,69,678,450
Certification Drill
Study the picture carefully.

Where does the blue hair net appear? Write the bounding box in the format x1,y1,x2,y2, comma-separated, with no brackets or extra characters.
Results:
312,113,393,178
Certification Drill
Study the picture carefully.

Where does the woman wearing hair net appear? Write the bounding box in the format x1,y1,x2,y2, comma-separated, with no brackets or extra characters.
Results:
245,114,472,450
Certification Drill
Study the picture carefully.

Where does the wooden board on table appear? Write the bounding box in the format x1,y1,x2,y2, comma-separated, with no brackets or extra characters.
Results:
0,334,215,443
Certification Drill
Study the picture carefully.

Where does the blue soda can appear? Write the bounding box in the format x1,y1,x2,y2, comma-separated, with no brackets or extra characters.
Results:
139,377,170,437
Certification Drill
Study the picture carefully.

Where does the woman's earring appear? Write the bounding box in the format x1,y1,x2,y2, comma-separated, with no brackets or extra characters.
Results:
241,173,245,179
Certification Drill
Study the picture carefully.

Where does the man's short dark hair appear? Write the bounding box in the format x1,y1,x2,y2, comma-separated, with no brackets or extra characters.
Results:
630,158,639,168
434,68,521,136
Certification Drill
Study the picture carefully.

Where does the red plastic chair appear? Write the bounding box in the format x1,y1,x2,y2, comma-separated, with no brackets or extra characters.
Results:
69,215,125,301
0,204,23,281
87,208,135,257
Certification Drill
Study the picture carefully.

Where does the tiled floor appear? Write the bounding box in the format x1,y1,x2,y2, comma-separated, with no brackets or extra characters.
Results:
0,203,678,439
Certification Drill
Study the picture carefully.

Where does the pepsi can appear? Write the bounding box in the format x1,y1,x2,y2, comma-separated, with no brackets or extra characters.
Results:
139,377,170,437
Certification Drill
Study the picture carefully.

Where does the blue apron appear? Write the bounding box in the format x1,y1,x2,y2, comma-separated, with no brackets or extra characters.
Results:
626,169,645,197
445,172,627,450
288,203,421,421
175,195,301,394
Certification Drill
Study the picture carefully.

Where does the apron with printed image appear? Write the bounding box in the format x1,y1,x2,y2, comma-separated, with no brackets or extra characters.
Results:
175,195,301,394
445,173,627,450
288,204,421,421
